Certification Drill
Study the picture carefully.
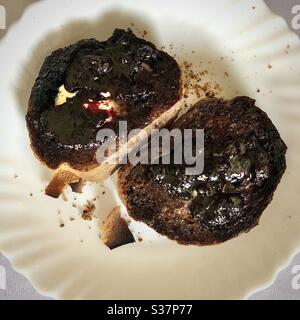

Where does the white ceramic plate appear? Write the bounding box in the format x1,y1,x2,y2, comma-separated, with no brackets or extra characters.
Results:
0,0,300,300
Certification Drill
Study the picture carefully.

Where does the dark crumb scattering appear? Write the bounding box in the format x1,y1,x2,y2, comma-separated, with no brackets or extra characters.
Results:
81,201,96,221
69,217,75,221
257,89,261,93
182,61,220,100
13,174,18,178
102,191,105,195
72,203,77,208
138,237,143,242
60,223,65,228
29,193,33,197
268,64,272,69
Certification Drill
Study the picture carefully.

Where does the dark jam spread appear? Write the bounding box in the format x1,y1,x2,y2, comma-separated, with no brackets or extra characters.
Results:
26,29,181,170
40,90,108,146
119,97,287,245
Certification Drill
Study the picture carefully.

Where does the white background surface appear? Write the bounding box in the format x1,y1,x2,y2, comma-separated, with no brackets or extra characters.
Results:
0,0,300,300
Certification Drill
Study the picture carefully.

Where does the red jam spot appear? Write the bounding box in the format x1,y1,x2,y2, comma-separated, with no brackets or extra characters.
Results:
83,99,115,117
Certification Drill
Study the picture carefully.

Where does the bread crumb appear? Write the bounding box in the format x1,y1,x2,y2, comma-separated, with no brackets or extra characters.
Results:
285,44,290,54
60,223,65,228
205,91,215,98
69,217,75,222
268,64,272,69
81,201,96,221
29,192,33,197
14,174,18,178
257,88,261,93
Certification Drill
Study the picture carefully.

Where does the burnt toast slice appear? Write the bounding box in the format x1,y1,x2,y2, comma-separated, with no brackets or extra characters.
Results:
118,97,287,245
26,29,182,197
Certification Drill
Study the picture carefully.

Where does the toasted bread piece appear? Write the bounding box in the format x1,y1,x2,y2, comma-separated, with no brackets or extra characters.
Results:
26,29,182,197
118,97,287,245
45,168,80,198
101,207,135,250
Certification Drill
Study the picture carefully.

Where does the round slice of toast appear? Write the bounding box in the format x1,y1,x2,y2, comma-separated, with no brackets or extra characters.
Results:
118,97,287,245
26,29,182,197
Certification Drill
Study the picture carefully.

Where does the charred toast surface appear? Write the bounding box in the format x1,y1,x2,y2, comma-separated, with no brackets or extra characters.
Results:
118,97,287,245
